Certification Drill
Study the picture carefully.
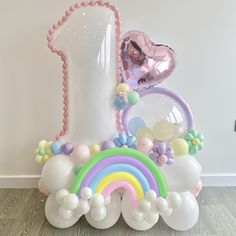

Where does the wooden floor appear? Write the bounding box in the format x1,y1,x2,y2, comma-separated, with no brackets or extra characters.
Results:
0,187,235,236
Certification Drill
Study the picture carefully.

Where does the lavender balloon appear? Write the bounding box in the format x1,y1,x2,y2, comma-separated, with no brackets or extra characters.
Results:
149,139,174,167
101,140,116,150
63,143,74,155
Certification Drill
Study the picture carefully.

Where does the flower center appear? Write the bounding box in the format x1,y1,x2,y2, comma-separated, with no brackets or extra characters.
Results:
39,148,46,156
192,138,200,145
159,154,168,164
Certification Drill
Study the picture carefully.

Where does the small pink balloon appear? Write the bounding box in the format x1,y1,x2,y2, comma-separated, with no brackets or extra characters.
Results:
136,138,153,154
72,145,91,164
172,124,185,139
190,180,203,197
159,154,168,165
38,179,50,196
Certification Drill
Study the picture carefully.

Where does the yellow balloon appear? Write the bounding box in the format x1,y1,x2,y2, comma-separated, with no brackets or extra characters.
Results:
152,120,174,141
136,127,153,140
90,144,101,155
171,138,189,156
35,155,43,164
45,141,53,157
38,140,47,148
116,83,130,93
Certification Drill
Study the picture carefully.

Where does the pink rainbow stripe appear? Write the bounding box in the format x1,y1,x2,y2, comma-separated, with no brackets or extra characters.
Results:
102,180,138,208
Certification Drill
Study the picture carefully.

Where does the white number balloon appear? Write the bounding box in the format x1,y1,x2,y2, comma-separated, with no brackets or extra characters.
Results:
52,6,117,144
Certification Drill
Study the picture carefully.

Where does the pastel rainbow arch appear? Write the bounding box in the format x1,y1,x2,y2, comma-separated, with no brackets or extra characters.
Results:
71,147,168,208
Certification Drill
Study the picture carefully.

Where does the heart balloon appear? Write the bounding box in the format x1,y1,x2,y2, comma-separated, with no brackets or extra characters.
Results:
120,31,176,90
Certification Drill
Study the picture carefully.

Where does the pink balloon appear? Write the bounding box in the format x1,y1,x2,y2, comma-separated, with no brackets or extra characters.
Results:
72,145,91,164
38,179,50,196
190,180,203,197
121,31,176,90
136,138,153,154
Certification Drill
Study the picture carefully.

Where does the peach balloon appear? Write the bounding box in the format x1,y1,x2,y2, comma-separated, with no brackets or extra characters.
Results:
72,145,91,164
136,138,153,154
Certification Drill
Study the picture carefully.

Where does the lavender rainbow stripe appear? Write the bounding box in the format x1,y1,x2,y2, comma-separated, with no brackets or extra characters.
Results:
88,163,150,193
78,155,160,196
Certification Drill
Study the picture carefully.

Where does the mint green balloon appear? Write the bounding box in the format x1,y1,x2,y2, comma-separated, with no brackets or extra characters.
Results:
39,148,46,156
127,91,140,105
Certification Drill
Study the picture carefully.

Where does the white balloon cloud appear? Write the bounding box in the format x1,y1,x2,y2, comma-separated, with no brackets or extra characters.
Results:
161,155,202,192
42,155,75,193
85,192,121,229
162,192,199,231
45,194,81,228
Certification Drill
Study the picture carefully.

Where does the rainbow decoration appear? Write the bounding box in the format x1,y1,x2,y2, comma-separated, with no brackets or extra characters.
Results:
71,147,168,208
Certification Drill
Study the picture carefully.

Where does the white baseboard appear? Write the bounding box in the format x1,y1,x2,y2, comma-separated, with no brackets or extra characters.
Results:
0,174,235,188
201,173,236,186
0,175,41,188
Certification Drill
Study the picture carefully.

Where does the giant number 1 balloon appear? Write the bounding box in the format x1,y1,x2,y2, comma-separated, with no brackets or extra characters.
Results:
47,2,123,145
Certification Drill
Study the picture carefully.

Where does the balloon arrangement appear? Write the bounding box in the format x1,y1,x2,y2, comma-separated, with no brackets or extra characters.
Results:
35,0,204,231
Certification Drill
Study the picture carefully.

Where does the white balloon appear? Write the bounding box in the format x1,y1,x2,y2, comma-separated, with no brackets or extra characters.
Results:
56,6,117,145
161,208,173,217
63,193,79,210
90,206,107,221
104,195,111,206
162,192,199,231
131,209,143,222
121,192,154,231
75,199,90,215
145,190,157,202
56,189,69,205
161,155,202,192
58,206,73,219
81,187,93,200
85,192,121,229
154,197,169,214
42,155,75,193
143,211,159,225
138,199,151,213
45,194,80,228
167,192,182,208
90,193,104,207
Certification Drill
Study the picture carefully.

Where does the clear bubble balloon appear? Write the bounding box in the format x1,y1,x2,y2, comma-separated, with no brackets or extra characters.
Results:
152,120,174,141
136,127,153,140
128,117,146,136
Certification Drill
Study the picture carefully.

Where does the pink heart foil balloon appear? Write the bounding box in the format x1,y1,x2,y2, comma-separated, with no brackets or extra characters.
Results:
120,31,176,90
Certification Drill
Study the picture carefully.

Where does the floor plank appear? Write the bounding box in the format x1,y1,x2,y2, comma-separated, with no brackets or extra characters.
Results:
0,187,235,236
